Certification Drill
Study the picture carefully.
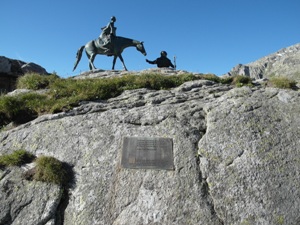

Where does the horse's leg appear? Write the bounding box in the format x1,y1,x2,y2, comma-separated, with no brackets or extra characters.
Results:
118,54,128,71
89,53,97,70
112,56,117,70
85,40,98,71
85,51,93,70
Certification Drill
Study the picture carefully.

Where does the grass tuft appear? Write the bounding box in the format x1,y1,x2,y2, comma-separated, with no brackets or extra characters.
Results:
231,75,253,87
268,76,297,89
0,150,72,187
0,93,47,126
0,149,35,167
17,73,59,90
200,74,221,83
33,156,68,186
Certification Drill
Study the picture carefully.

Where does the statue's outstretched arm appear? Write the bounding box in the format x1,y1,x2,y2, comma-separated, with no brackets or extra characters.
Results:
146,59,156,64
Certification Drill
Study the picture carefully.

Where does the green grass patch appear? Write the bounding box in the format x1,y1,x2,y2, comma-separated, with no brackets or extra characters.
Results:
1,72,227,127
3,73,294,128
268,76,297,89
232,75,253,87
0,92,49,126
0,149,35,167
0,150,71,187
200,74,221,83
220,76,234,84
17,73,59,90
33,156,68,186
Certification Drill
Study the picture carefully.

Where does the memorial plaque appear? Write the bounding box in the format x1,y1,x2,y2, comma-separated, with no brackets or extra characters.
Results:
121,137,174,170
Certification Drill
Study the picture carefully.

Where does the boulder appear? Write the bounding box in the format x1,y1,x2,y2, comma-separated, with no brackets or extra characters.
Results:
21,62,48,74
0,56,48,93
0,56,25,75
0,56,12,73
0,167,63,225
0,78,299,224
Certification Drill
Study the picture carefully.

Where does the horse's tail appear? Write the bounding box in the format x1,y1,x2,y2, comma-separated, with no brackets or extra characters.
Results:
73,46,85,71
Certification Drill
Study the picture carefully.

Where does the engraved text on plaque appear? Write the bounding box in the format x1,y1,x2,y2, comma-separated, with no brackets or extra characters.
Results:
121,137,174,170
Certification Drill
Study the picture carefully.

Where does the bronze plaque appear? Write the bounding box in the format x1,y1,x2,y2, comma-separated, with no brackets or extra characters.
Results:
121,137,174,170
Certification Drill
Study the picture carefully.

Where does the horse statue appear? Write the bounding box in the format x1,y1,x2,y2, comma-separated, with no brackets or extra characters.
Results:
73,36,146,71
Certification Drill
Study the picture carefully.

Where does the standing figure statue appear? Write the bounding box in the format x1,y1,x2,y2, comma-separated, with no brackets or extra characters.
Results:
146,51,175,68
99,16,117,53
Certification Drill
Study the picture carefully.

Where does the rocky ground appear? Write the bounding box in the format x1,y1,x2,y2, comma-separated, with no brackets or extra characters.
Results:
0,74,299,224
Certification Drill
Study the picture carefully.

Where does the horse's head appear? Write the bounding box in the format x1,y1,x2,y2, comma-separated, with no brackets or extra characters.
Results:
136,41,147,56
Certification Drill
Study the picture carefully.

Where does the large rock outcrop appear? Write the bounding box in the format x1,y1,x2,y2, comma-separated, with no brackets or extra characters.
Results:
0,73,299,224
225,43,300,81
0,56,48,93
0,56,48,75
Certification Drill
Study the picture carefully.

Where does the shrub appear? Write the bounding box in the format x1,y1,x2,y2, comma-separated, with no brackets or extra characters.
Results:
0,149,35,167
33,156,68,186
268,76,297,89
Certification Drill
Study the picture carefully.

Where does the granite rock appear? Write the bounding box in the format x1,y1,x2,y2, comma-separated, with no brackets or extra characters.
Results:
0,75,299,224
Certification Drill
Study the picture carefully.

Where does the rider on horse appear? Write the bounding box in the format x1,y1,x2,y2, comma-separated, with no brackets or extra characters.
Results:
73,16,146,72
99,16,117,53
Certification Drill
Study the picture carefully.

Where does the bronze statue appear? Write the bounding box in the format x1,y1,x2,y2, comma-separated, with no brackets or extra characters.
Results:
73,16,146,71
146,51,175,69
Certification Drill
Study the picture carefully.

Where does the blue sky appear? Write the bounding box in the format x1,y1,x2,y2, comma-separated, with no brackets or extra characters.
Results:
1,0,299,78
